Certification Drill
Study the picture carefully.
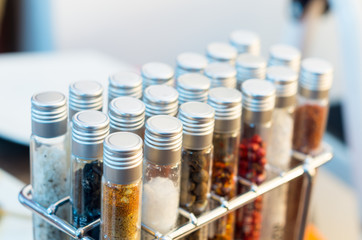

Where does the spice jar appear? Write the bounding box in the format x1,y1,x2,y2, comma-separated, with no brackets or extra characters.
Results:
176,52,208,79
206,42,238,65
108,72,143,104
176,73,210,105
141,62,175,91
101,132,143,240
285,58,333,240
71,110,109,239
179,102,215,240
235,53,267,90
143,84,179,119
142,115,183,238
229,30,261,56
204,62,237,89
260,66,298,240
207,87,242,240
235,79,276,240
69,80,104,121
30,91,69,240
268,44,301,72
108,96,145,138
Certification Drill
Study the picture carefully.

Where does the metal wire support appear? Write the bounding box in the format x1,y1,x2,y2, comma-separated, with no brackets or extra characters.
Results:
18,185,99,240
18,145,332,240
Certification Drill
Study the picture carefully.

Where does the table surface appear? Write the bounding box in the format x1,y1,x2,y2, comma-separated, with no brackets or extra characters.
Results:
0,50,134,145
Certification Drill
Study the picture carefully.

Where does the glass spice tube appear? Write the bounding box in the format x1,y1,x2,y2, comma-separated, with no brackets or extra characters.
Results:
142,115,183,239
101,132,143,240
175,52,208,79
141,62,175,91
260,66,298,240
178,102,215,240
108,96,146,138
176,73,210,105
207,87,242,240
71,110,109,239
30,92,69,240
108,71,143,104
143,84,179,120
206,42,238,65
285,58,333,240
229,30,261,56
204,62,237,89
235,79,276,240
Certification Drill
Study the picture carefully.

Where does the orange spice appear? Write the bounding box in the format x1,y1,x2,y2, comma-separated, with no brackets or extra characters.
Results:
101,180,141,240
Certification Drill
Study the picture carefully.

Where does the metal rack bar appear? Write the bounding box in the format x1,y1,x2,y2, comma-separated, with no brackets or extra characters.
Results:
18,185,98,240
18,147,332,240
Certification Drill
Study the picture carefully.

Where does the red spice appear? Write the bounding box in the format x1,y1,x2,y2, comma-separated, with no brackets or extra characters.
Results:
235,134,266,240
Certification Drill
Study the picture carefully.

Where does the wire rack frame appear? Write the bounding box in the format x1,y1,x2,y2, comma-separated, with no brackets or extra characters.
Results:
18,145,333,240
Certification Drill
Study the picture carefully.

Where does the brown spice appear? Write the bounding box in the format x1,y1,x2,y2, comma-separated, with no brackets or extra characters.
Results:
292,104,328,154
209,133,239,240
101,181,141,240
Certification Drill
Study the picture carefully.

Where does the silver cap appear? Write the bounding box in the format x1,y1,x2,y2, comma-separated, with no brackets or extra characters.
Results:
268,44,301,72
206,42,238,65
108,72,143,102
204,62,237,88
31,91,67,138
208,87,242,133
176,73,210,105
178,102,215,150
109,96,145,136
176,52,208,78
229,30,261,55
72,110,109,159
103,132,143,185
299,58,333,99
236,53,267,88
69,80,103,120
141,62,175,90
242,79,276,124
144,115,183,166
266,66,298,108
143,85,179,118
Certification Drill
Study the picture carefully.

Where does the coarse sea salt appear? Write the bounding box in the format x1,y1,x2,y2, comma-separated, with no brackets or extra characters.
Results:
142,176,180,235
32,144,69,240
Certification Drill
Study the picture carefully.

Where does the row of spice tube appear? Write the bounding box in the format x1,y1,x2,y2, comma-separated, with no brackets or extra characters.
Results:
29,29,333,240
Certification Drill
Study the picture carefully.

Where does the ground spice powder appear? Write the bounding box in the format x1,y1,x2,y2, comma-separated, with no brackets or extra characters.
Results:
101,181,141,240
292,104,328,154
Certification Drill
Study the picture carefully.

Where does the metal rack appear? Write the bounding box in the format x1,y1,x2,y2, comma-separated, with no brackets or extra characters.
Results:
18,145,332,240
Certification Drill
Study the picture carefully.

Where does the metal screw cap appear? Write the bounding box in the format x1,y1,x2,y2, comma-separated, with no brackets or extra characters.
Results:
103,132,143,185
69,80,103,120
108,71,142,102
108,96,145,136
206,42,238,64
144,115,183,166
178,102,214,149
204,62,237,88
31,91,67,138
299,57,333,99
229,30,261,55
176,73,210,105
72,110,109,159
208,87,242,133
143,85,179,118
141,62,175,90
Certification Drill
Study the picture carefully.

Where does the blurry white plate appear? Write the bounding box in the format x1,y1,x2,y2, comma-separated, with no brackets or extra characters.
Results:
0,50,136,145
